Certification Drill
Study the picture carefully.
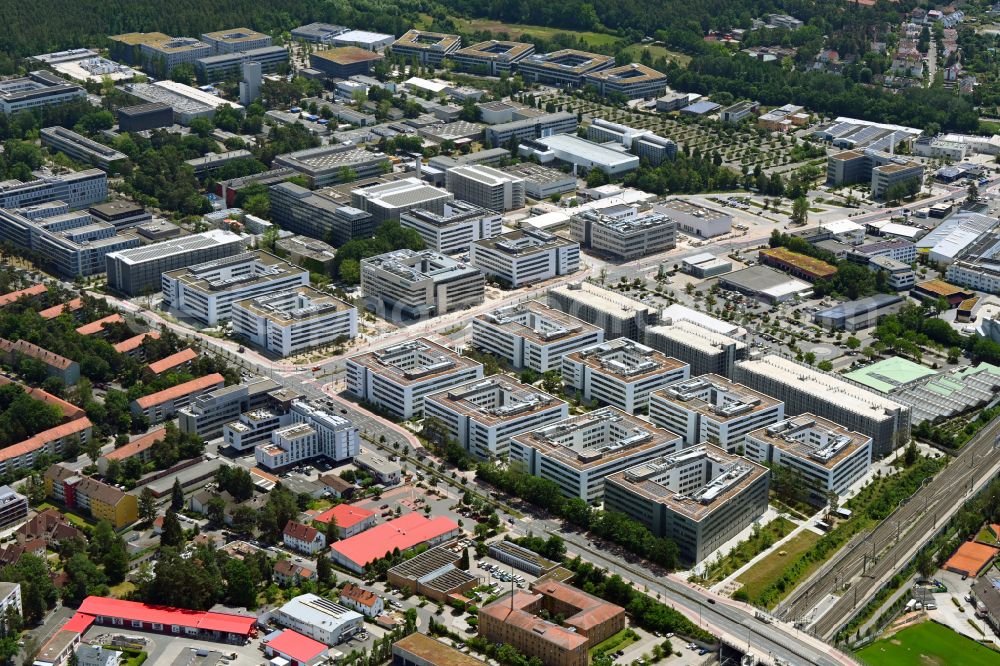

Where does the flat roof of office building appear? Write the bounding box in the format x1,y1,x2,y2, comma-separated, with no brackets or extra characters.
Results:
426,375,565,426
475,301,599,346
653,374,781,422
748,413,870,470
549,281,654,316
474,228,577,254
512,407,679,471
843,357,937,394
608,444,768,522
165,251,303,293
760,246,837,278
202,28,270,44
584,62,666,83
348,337,481,387
565,338,687,383
394,30,461,51
455,40,535,60
235,285,353,325
534,134,638,169
312,47,383,65
521,49,614,73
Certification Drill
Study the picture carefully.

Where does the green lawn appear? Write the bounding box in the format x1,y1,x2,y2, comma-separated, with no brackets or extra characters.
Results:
857,621,1000,666
735,529,821,607
590,628,639,657
624,43,691,66
452,18,620,48
977,527,998,545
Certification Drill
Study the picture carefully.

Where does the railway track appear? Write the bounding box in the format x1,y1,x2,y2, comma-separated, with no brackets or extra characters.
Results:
776,415,1000,638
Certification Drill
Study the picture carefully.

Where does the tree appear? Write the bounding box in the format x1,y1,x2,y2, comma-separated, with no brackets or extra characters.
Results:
846,337,861,350
903,441,919,466
916,549,937,580
967,182,979,204
170,477,184,511
324,515,339,543
790,196,809,226
206,496,227,525
103,538,130,585
139,487,157,523
459,547,470,570
160,510,184,548
817,360,833,371
317,555,333,584
225,559,257,609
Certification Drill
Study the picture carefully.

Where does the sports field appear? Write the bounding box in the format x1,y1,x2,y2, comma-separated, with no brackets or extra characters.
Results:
857,621,1000,666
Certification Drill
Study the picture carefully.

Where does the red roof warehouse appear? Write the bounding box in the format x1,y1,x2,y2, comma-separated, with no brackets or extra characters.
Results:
265,629,329,666
77,596,257,644
328,513,460,573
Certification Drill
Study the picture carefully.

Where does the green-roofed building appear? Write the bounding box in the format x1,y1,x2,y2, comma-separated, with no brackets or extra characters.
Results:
844,356,938,394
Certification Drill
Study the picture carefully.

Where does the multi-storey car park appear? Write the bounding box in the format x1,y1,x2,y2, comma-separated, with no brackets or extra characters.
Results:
231,285,358,357
733,354,911,457
744,413,872,501
360,249,484,321
450,40,535,75
39,127,127,171
391,30,462,66
269,182,375,246
105,229,243,296
649,374,785,454
0,70,85,114
472,301,603,373
570,209,676,260
548,282,657,341
346,338,484,420
399,201,502,255
562,338,690,414
582,63,669,99
603,445,770,565
424,375,568,460
350,178,455,223
510,407,683,503
444,165,526,212
274,145,391,188
644,320,749,378
161,251,309,326
470,228,580,288
517,49,616,87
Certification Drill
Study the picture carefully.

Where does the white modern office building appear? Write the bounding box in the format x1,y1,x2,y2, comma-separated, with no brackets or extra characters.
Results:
256,400,360,470
733,354,911,457
106,229,243,296
649,375,785,454
519,134,639,176
161,251,309,326
346,338,484,419
745,413,872,500
562,338,690,414
653,200,732,239
472,301,603,372
604,445,770,564
232,285,357,357
570,208,676,260
470,229,580,287
0,70,85,114
399,201,502,255
350,178,454,223
445,165,525,212
272,594,364,646
40,126,127,170
223,409,290,452
0,169,106,210
424,375,568,460
360,249,484,320
510,408,682,504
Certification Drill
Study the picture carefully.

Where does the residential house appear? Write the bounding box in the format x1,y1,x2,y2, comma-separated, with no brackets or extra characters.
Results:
283,520,326,555
339,583,384,617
